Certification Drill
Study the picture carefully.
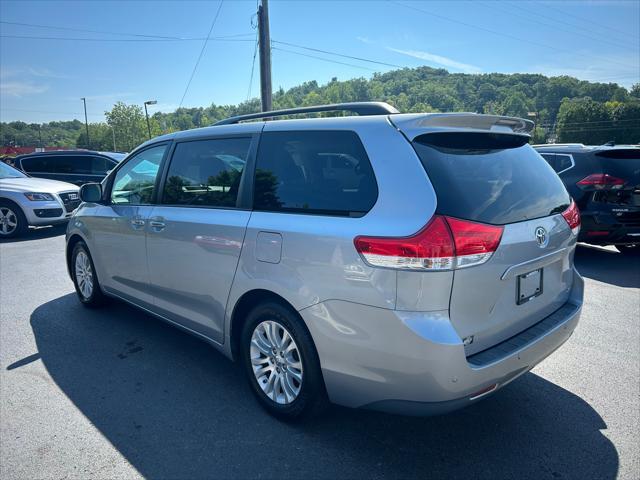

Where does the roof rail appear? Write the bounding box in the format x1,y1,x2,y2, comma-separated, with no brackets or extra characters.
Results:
532,143,585,147
213,102,399,126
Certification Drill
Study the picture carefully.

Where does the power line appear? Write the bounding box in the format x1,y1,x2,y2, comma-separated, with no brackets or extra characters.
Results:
0,20,185,39
272,47,377,72
178,0,225,108
539,118,640,128
542,2,639,40
0,20,254,41
389,1,635,70
247,31,259,101
273,40,404,69
0,34,252,42
480,1,633,51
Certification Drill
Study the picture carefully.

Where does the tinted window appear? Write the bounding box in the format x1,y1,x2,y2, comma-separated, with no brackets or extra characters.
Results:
555,154,573,172
162,138,250,207
111,145,166,205
55,156,94,174
91,157,115,175
413,133,570,225
254,131,377,216
20,156,50,172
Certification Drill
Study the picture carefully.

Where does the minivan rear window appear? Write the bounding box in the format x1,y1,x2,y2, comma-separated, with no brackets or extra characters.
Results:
413,133,570,225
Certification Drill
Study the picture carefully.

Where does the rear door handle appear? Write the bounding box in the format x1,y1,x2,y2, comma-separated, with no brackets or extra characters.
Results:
149,219,166,232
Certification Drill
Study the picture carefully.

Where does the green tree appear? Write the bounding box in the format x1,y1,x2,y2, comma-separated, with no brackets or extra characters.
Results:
105,102,147,152
556,98,611,144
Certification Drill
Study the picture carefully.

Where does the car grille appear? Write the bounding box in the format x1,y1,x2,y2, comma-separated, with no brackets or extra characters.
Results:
613,211,640,227
59,191,81,213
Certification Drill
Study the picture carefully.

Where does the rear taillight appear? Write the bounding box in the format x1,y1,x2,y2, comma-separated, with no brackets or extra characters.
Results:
561,200,581,235
354,216,503,271
446,217,504,268
577,173,626,190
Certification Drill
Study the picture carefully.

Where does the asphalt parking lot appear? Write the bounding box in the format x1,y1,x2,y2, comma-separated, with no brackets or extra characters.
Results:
1,226,638,480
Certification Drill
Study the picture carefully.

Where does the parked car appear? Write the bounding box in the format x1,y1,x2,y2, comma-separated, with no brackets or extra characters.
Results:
14,150,120,186
0,161,80,238
534,143,640,255
66,103,583,420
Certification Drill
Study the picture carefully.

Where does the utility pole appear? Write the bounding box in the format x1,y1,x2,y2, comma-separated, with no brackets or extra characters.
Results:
81,97,90,149
111,127,116,152
258,0,272,112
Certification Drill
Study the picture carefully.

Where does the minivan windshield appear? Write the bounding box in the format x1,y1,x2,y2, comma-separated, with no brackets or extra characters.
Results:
0,161,27,179
413,133,571,225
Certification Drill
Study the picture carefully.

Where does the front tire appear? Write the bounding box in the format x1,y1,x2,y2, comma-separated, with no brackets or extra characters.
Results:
0,200,27,239
71,242,106,307
616,244,640,256
241,301,328,421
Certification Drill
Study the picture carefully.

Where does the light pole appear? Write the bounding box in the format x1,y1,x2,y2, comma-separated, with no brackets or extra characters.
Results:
144,100,157,139
81,97,90,149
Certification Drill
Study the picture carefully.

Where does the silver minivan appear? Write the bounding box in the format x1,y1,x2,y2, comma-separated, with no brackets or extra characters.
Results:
66,103,583,420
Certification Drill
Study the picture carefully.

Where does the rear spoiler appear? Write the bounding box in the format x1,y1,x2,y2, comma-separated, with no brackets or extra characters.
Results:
389,113,534,141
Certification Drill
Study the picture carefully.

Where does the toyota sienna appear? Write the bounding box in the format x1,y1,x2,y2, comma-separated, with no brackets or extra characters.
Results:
66,103,583,420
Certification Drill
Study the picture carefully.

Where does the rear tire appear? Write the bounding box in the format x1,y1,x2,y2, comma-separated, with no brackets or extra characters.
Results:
616,244,640,256
71,241,106,308
0,200,27,239
240,301,328,421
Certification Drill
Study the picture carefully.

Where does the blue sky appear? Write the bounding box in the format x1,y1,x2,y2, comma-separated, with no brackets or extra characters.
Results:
1,0,638,123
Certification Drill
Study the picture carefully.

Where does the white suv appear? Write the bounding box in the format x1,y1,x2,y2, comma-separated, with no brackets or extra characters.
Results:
0,161,79,238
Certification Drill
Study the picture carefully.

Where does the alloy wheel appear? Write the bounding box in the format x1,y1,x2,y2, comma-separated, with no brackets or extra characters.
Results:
0,207,18,236
75,251,94,299
250,320,304,404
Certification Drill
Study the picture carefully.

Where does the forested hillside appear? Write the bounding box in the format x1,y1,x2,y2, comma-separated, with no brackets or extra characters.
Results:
2,66,638,151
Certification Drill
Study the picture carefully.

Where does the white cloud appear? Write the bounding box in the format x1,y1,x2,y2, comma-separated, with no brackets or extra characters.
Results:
386,47,482,74
0,82,49,97
26,67,71,79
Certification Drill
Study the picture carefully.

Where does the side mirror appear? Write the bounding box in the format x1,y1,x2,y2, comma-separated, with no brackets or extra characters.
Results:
80,183,102,203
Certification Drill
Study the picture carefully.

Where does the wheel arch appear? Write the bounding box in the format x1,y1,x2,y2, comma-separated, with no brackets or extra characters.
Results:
229,289,308,361
66,233,86,278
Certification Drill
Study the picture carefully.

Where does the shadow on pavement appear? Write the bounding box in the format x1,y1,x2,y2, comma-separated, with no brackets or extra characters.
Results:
0,224,67,243
24,294,619,480
575,244,640,288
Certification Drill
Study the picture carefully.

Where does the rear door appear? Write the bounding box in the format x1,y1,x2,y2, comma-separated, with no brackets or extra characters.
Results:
410,131,576,355
145,135,256,342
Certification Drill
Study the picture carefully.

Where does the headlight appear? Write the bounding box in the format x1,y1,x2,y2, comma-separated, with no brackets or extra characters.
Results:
24,192,55,201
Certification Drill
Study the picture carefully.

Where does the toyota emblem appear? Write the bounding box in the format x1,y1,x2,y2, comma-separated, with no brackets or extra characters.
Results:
535,226,548,248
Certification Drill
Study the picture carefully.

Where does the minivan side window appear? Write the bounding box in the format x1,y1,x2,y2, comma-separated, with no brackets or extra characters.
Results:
111,145,166,205
253,131,378,217
162,138,250,208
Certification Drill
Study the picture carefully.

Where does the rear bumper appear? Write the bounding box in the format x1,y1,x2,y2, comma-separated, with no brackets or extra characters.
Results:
301,268,583,415
579,208,640,245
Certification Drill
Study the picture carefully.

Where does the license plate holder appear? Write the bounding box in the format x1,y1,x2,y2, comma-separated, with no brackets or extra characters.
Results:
517,268,543,305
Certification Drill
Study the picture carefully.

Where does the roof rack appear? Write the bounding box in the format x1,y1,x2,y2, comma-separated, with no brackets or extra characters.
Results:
213,102,399,126
532,143,585,147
